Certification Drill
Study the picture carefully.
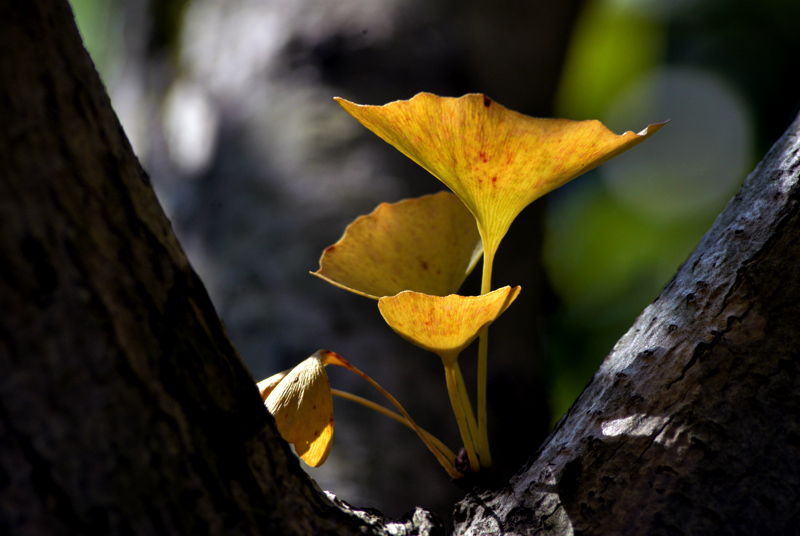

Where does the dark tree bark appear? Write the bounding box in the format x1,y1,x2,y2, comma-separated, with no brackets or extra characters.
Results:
110,0,583,514
2,1,799,535
0,2,439,535
454,114,800,535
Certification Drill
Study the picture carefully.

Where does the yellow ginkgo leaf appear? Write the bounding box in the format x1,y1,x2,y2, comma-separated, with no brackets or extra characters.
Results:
312,191,482,299
378,286,521,365
261,351,334,467
257,370,289,401
336,93,666,258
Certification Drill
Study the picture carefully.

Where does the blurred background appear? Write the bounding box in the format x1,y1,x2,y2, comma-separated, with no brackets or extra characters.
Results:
69,0,800,524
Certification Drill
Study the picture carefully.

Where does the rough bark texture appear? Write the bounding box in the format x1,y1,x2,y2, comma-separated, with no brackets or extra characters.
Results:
3,0,800,535
116,0,583,508
0,2,441,534
454,113,800,534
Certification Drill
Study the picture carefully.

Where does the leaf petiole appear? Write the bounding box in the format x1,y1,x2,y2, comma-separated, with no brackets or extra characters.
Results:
330,389,457,465
443,357,481,473
322,351,462,479
476,239,498,467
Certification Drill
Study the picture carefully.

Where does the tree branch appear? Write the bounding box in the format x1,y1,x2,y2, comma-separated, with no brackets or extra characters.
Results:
455,112,800,534
0,2,443,534
4,1,800,534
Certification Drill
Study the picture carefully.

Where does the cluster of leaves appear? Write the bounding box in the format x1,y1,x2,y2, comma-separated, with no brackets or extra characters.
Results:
259,93,663,479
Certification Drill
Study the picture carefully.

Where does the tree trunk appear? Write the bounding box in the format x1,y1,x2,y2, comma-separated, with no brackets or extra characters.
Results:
0,2,437,534
454,114,800,534
2,1,799,535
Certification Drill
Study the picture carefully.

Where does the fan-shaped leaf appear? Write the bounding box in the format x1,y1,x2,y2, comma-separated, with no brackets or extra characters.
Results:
313,191,482,299
336,93,665,255
378,286,521,365
261,351,334,467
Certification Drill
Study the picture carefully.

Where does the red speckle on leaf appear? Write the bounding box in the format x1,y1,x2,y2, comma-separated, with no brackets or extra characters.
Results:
421,261,429,271
491,176,498,186
483,95,492,107
479,151,487,162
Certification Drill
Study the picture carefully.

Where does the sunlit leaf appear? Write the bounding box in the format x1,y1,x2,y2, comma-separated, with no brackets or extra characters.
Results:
260,351,334,467
378,286,521,365
313,191,482,299
257,369,289,401
336,93,666,256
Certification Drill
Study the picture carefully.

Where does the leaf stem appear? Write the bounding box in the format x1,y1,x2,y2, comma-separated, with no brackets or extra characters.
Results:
477,241,497,467
444,359,480,473
453,362,479,445
322,351,462,479
330,389,457,463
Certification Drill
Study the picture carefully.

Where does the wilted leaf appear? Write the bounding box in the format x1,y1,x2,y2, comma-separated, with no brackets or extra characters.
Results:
336,93,666,256
378,286,521,365
257,370,289,401
313,191,482,299
262,351,334,467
